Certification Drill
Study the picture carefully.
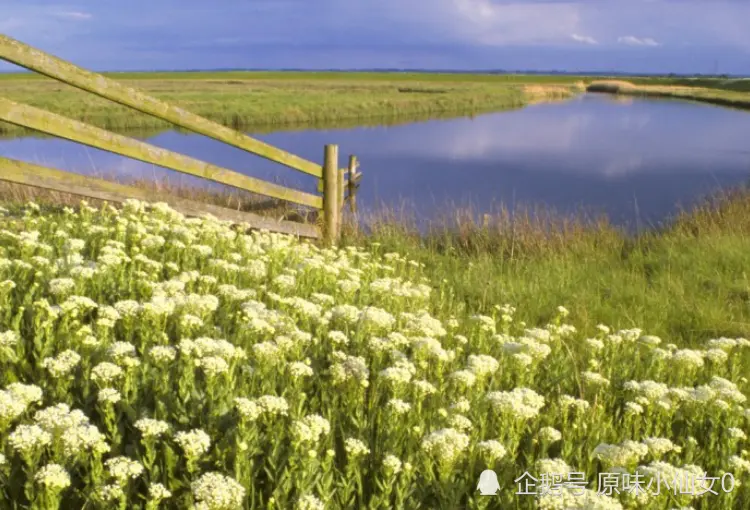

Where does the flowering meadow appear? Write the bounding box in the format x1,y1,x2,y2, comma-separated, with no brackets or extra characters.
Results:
0,199,749,509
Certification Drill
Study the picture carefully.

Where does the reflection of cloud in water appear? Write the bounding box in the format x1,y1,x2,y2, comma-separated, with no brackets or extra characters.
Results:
364,94,750,177
445,114,594,159
617,113,651,130
377,111,595,159
601,156,644,177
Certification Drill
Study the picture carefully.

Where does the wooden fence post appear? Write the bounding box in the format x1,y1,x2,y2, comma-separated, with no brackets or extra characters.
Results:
348,155,359,214
338,168,346,214
322,144,340,244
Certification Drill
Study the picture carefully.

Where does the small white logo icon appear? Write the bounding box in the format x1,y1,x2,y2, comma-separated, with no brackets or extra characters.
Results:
477,469,500,496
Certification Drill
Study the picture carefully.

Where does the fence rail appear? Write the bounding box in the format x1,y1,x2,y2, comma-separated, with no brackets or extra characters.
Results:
0,156,321,238
0,33,359,242
0,35,323,178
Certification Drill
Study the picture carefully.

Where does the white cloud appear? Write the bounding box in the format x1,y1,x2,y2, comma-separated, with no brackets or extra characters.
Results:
56,11,93,20
447,1,585,46
617,35,660,47
571,33,598,45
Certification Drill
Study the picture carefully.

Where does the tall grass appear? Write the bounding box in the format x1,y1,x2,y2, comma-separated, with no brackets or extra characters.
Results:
587,80,750,110
0,107,547,142
627,76,750,93
341,188,750,346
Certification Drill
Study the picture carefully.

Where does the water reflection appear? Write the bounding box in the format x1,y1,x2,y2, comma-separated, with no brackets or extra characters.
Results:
1,93,749,228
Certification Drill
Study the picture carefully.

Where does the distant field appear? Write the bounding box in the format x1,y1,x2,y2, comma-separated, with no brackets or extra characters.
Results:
588,79,750,110
628,76,750,92
2,70,748,138
1,69,746,87
0,70,593,83
0,71,585,137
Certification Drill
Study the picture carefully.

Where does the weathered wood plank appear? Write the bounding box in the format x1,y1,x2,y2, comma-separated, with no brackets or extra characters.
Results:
0,156,320,238
317,173,350,193
338,168,346,212
0,98,323,209
0,34,323,178
347,155,360,213
322,145,340,244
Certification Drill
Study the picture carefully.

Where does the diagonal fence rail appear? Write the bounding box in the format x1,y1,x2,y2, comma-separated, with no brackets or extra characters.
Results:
0,33,360,242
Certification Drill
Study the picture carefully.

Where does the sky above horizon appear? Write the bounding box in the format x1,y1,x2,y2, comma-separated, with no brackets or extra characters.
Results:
2,1,750,75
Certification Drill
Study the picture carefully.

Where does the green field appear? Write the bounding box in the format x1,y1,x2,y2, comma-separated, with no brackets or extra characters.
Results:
0,71,584,138
0,70,593,84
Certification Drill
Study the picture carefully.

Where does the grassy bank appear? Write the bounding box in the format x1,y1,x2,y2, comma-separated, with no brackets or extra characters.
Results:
0,71,583,137
0,105,544,142
342,190,750,347
587,80,750,110
3,175,750,346
627,76,750,92
1,188,749,508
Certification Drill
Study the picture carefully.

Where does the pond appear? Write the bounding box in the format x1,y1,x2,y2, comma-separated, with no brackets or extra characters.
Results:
2,93,750,229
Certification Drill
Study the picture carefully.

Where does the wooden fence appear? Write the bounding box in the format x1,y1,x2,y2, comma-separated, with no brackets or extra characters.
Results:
0,34,361,243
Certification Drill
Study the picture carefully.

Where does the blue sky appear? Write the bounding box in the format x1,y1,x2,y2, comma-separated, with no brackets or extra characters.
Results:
2,0,750,74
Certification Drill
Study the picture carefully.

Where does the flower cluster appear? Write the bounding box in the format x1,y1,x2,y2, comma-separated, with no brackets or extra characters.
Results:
0,199,747,509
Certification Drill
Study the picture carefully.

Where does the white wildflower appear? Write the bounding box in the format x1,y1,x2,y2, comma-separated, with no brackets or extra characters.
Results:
105,456,144,483
148,482,172,501
420,428,470,465
98,388,122,405
486,388,546,420
91,362,123,385
292,414,330,444
41,350,81,377
192,472,246,509
387,399,412,415
539,427,562,443
466,354,500,377
134,418,170,439
477,440,507,462
536,457,574,476
34,463,71,491
9,424,52,454
295,494,325,510
149,345,177,364
344,438,370,459
175,429,212,458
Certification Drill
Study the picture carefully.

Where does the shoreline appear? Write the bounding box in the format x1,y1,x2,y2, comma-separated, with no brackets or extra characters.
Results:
587,80,750,111
0,87,576,140
0,72,582,138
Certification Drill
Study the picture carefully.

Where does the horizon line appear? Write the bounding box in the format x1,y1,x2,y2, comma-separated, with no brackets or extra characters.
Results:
1,67,748,78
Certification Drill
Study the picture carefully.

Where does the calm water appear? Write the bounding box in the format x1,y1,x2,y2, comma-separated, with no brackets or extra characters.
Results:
2,93,750,228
